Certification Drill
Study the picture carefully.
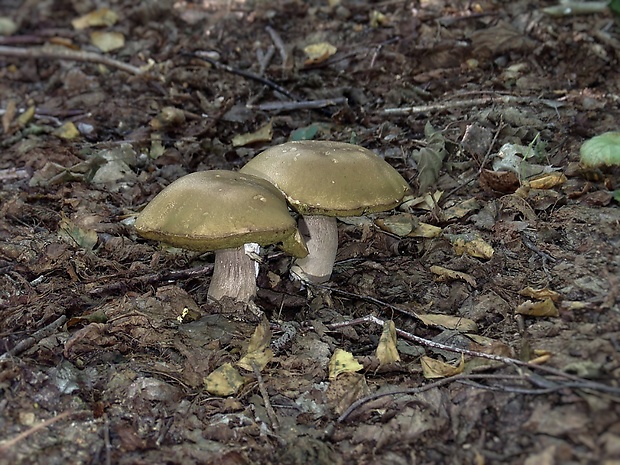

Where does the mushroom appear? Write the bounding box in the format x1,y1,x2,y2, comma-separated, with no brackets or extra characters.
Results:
240,140,412,283
134,170,308,303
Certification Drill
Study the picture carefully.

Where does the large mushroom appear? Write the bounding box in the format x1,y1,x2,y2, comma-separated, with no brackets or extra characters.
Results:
240,140,411,283
134,170,308,303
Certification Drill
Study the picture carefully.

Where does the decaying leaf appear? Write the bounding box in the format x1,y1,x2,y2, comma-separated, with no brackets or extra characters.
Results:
326,372,370,415
400,191,443,211
237,317,273,372
376,321,400,366
430,265,477,287
421,355,464,379
329,349,364,379
479,169,520,194
303,42,337,65
375,213,419,236
409,222,442,238
519,286,561,302
446,232,494,259
90,31,125,52
528,172,567,189
416,313,478,332
411,123,447,193
515,298,559,317
58,216,98,250
232,120,273,147
203,363,246,396
442,198,481,221
72,8,118,29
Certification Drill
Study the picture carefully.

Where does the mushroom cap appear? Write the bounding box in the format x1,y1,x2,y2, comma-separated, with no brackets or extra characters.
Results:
240,140,412,216
135,170,306,255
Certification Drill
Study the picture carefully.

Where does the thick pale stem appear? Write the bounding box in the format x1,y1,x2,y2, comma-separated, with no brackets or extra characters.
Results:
208,246,258,303
290,215,338,284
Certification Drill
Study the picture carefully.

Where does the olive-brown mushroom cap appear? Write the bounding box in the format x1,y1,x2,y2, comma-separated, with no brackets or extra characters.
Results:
134,170,307,257
240,140,412,216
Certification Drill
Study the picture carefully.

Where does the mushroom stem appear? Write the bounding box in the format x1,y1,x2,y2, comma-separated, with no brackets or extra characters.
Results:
290,216,338,284
208,245,258,303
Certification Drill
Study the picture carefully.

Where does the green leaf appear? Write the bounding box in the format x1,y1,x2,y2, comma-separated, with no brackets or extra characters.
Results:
580,132,620,168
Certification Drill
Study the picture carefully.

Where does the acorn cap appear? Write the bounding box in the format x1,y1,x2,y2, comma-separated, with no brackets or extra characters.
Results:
240,140,411,216
135,170,308,257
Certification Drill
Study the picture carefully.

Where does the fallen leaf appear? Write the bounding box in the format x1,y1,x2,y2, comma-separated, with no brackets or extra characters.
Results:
203,363,246,396
515,298,559,317
53,122,80,140
529,172,567,189
325,372,370,415
58,216,98,250
519,286,561,302
90,31,125,52
329,349,364,379
421,355,464,379
375,213,418,236
232,120,273,147
416,313,478,332
409,222,442,238
376,320,400,366
430,265,477,287
237,317,273,372
446,232,494,259
442,198,481,221
72,8,118,29
303,42,337,65
400,191,443,211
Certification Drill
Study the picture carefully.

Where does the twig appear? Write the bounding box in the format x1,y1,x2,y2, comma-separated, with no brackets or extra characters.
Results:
191,51,299,101
0,410,77,452
252,363,280,433
265,26,288,70
321,314,620,395
246,97,347,112
337,373,554,423
379,95,564,116
85,264,214,296
0,315,67,361
0,45,145,75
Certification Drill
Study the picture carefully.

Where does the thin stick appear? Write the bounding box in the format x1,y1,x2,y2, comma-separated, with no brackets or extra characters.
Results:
0,315,67,361
0,410,76,453
265,26,288,70
246,97,347,112
379,95,564,116
0,45,145,75
252,363,280,432
192,51,299,101
85,264,214,296
322,314,620,395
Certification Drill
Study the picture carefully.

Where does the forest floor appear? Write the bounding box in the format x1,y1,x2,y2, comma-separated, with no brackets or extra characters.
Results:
1,1,619,464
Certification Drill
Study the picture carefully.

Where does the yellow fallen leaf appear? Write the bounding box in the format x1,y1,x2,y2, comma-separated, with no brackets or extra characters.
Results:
53,121,80,140
329,349,363,379
430,265,477,287
303,42,337,65
232,120,273,147
515,298,559,317
90,31,125,52
519,286,561,302
416,313,478,332
376,320,400,366
72,8,118,29
528,172,567,189
203,363,246,396
421,355,464,379
448,233,494,259
16,105,35,127
409,222,442,238
400,191,443,211
237,317,273,371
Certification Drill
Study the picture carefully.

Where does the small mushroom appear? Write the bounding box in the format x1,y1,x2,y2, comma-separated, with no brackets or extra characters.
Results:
134,170,308,303
240,140,411,283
